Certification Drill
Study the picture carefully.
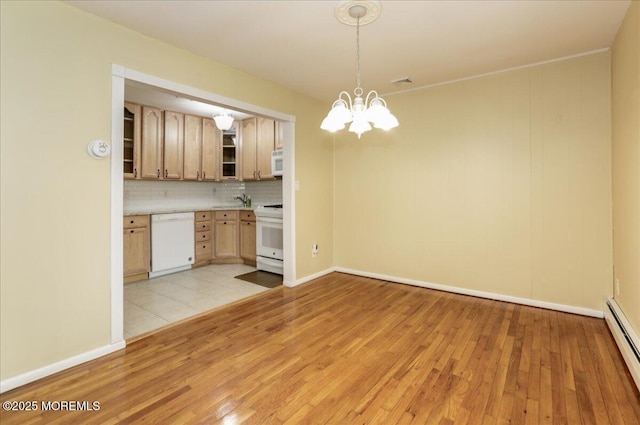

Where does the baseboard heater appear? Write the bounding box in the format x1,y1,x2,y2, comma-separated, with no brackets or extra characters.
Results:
604,299,640,391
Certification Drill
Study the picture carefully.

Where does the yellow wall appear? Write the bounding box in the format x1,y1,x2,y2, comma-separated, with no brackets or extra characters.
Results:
0,1,333,381
335,52,612,311
0,0,628,386
612,1,640,336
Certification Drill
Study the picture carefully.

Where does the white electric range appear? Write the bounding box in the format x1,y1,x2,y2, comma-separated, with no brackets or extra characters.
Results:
253,204,283,275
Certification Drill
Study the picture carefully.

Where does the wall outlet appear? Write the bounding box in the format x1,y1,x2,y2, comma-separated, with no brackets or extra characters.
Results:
615,278,620,296
312,243,319,257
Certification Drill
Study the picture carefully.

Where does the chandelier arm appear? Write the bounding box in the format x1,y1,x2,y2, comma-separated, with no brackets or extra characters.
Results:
364,90,380,107
337,91,354,110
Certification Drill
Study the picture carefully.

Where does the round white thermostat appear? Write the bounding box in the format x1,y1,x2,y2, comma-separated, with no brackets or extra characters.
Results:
88,140,111,159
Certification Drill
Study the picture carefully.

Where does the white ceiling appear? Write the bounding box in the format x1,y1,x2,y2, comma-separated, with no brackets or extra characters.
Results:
68,0,630,107
124,81,254,120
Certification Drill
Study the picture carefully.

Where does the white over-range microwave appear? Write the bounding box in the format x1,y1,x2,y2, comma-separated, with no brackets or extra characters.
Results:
271,149,283,177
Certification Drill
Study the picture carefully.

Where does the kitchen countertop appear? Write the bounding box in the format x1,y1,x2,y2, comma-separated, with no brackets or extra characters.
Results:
124,206,256,216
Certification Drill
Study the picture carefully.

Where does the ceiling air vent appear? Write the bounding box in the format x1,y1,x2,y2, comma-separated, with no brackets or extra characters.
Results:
390,77,413,85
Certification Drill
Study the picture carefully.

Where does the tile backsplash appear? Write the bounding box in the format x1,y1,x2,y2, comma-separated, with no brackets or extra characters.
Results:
124,180,282,213
245,181,283,206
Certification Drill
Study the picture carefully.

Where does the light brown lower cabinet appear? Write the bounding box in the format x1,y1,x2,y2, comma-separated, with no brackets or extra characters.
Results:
125,210,255,272
193,211,214,268
214,210,240,260
123,215,150,284
240,211,256,265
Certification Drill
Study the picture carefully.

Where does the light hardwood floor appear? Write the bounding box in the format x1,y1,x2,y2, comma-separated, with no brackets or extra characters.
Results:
1,273,639,424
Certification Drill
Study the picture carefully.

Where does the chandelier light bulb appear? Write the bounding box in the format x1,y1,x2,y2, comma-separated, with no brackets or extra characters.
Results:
331,100,352,124
349,114,372,138
373,111,399,130
320,116,345,132
364,98,386,122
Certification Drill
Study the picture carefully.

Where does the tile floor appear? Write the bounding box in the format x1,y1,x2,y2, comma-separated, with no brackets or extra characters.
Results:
124,264,269,339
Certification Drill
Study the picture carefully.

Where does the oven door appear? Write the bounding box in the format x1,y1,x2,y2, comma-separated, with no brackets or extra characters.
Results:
256,216,283,260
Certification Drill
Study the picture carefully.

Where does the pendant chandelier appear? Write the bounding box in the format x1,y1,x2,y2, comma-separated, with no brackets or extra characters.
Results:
321,1,398,138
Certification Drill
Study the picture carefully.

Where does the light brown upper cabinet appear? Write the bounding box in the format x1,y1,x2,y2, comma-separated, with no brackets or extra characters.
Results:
123,102,141,180
275,121,284,150
241,118,257,181
201,118,220,181
140,106,163,179
241,117,275,181
183,114,203,181
257,117,275,179
134,103,227,181
163,111,184,180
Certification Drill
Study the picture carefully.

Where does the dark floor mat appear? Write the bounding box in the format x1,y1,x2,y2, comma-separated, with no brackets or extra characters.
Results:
234,270,283,288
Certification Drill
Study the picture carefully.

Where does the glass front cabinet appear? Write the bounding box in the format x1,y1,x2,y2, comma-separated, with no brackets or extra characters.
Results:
123,102,141,179
221,123,239,180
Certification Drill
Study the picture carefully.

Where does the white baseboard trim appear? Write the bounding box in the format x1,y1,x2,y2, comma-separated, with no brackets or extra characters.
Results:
604,299,640,391
334,267,603,318
289,267,336,287
0,340,126,394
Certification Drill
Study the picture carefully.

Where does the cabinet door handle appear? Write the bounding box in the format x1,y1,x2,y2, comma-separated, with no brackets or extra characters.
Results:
258,170,261,179
157,169,160,178
130,230,134,233
197,171,200,179
134,168,137,178
224,221,227,225
202,171,206,179
165,169,168,178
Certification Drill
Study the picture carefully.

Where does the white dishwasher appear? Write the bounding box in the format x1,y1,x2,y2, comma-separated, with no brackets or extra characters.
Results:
149,212,195,278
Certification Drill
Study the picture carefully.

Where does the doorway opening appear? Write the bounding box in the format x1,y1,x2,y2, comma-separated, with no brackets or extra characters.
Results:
110,65,296,344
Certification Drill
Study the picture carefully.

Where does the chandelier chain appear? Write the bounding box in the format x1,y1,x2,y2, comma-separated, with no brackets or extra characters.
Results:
355,14,361,93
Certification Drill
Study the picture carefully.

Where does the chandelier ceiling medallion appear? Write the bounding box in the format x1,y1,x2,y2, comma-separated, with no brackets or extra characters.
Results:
321,0,398,138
